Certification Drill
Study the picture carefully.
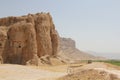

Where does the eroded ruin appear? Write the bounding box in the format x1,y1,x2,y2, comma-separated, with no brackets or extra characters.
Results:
0,13,59,65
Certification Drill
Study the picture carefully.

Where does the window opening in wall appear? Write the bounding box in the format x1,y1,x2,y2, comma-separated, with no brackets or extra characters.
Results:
0,43,2,47
7,36,9,40
18,45,21,48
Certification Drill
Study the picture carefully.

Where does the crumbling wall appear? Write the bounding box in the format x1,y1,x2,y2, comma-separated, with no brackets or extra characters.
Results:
0,27,8,63
0,13,59,65
3,22,37,64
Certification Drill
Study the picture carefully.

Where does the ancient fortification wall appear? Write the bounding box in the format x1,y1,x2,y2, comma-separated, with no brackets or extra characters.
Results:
0,13,59,65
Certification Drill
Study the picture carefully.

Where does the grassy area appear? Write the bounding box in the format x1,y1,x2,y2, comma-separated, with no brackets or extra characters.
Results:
103,60,120,66
74,60,120,66
95,60,120,66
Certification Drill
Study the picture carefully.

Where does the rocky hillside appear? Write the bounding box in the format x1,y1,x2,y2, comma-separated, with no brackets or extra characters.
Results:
58,37,102,61
0,13,59,65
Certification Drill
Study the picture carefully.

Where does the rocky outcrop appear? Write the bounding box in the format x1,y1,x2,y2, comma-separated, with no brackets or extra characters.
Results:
0,13,59,65
58,37,96,61
59,38,75,51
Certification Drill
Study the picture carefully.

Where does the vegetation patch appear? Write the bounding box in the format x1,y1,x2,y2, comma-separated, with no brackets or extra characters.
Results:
95,60,120,66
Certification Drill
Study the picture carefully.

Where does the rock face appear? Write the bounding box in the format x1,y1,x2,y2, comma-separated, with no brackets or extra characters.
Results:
35,14,58,57
0,13,59,65
58,37,96,61
0,27,8,63
0,27,7,56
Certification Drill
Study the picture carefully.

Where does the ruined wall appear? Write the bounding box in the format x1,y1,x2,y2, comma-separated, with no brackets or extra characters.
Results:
0,27,8,63
3,22,37,64
0,13,59,65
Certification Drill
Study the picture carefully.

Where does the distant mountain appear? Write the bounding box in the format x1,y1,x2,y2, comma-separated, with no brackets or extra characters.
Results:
58,37,105,61
85,50,118,60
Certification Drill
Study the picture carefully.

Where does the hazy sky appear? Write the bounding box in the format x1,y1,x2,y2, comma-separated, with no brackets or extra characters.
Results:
0,0,120,59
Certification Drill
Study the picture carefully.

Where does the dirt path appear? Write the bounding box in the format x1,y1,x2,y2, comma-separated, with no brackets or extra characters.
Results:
0,64,67,80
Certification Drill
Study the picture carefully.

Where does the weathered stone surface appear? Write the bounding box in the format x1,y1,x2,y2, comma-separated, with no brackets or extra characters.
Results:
0,13,59,65
51,30,59,56
35,13,52,57
3,22,37,64
0,27,8,63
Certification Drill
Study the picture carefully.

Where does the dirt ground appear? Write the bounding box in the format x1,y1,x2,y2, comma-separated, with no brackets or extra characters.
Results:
0,62,120,80
58,62,120,80
0,64,67,80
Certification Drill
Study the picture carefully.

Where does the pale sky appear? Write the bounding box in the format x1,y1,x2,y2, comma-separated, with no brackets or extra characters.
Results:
0,0,120,59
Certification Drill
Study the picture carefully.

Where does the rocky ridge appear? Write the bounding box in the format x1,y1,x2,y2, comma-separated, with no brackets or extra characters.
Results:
58,37,104,61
